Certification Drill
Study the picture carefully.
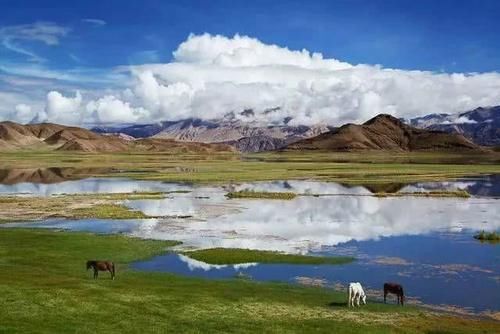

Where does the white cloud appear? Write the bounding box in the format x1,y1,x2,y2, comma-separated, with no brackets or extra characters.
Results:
8,33,500,126
0,22,69,62
454,116,477,124
81,19,107,27
13,104,34,123
86,95,149,123
43,90,82,125
125,33,500,126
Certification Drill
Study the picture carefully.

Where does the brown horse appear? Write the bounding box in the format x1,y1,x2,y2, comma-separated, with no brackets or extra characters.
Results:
86,260,115,280
384,282,404,306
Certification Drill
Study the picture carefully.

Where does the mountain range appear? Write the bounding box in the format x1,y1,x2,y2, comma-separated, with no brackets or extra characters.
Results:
0,121,235,153
92,105,499,152
409,105,500,146
93,117,334,153
1,105,498,154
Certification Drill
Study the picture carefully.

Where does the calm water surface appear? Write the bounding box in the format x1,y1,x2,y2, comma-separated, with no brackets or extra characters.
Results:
2,174,499,313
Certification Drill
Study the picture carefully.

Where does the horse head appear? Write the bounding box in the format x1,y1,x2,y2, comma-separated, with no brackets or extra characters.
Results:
86,261,93,270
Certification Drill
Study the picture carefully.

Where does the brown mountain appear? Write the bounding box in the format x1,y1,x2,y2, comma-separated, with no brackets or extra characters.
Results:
286,114,481,152
0,121,235,153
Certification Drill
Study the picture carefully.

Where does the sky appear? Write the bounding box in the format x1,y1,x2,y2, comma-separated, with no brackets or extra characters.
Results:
1,0,500,126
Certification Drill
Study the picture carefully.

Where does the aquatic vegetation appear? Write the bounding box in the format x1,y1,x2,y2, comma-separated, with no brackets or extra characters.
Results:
0,229,498,333
0,194,157,221
474,231,500,243
374,190,470,198
226,190,297,200
70,204,148,219
183,248,354,265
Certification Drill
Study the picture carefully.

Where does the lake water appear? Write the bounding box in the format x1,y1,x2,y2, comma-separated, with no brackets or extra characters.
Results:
1,172,499,315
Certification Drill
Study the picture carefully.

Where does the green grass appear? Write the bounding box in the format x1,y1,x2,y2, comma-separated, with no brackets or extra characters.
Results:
0,229,498,333
374,190,471,198
183,248,354,265
226,190,297,200
1,151,499,185
473,230,500,243
70,204,149,219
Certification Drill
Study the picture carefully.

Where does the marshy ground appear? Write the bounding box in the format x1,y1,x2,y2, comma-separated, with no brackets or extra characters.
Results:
0,151,499,333
1,229,498,334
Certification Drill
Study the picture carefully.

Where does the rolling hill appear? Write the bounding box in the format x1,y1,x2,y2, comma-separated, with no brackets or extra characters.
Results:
286,114,481,152
0,121,235,153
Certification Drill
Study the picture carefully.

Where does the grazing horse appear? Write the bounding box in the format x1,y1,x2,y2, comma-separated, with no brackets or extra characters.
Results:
86,260,115,280
384,282,404,306
348,282,367,307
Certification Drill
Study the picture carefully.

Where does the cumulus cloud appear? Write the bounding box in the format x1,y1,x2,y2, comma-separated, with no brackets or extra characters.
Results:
13,104,34,123
17,33,500,126
86,95,149,123
0,22,69,62
42,90,82,125
126,33,500,126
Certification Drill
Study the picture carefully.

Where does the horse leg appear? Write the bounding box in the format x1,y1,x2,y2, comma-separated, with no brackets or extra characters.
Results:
94,269,98,279
384,290,387,304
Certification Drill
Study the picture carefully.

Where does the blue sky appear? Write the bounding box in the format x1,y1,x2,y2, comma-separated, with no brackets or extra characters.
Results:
1,0,500,125
2,0,500,72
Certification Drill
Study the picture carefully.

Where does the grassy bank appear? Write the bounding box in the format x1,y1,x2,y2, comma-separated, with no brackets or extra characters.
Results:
1,151,499,185
474,231,500,243
374,190,471,198
1,229,498,333
183,248,354,265
226,190,297,200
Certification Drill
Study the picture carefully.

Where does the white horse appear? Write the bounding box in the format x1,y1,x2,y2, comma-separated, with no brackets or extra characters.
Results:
348,282,367,307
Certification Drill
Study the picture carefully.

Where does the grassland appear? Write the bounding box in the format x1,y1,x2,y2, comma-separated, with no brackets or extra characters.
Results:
226,190,297,200
0,193,160,221
1,228,498,334
0,151,499,185
184,248,354,265
473,230,500,243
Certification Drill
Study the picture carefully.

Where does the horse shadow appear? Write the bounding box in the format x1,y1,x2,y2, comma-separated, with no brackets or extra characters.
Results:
328,301,347,308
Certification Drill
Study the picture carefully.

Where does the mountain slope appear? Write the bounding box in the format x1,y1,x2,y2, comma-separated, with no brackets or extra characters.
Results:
287,114,481,152
410,106,500,146
0,121,235,153
93,117,333,152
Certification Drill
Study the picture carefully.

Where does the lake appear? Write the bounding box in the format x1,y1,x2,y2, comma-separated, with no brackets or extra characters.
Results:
1,172,499,315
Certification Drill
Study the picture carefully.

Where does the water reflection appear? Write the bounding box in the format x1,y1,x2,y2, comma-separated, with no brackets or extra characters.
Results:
0,176,191,196
133,232,500,313
0,167,110,185
126,196,499,252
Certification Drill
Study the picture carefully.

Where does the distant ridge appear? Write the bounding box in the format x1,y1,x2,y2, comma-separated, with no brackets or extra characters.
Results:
410,105,500,146
93,117,333,152
0,121,235,153
286,114,481,152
